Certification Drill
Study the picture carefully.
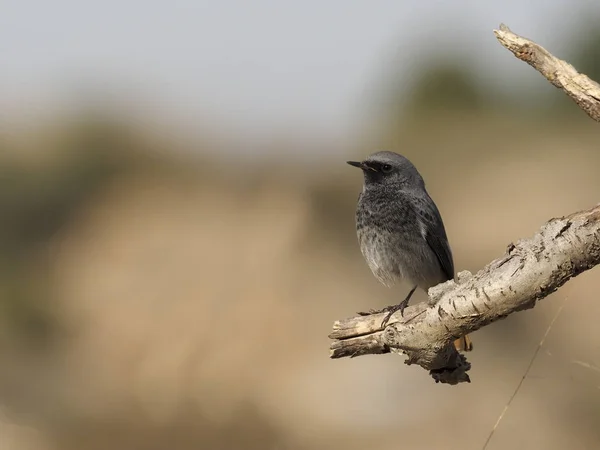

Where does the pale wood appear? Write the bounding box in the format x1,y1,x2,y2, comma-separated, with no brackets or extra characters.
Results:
494,23,600,122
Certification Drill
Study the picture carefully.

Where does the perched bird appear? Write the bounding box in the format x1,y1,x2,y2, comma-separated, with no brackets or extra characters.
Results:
347,151,472,352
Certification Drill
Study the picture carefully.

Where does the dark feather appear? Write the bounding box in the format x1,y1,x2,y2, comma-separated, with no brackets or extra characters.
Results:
415,194,454,281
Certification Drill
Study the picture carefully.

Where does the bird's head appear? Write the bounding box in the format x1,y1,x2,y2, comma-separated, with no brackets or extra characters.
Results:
347,151,424,189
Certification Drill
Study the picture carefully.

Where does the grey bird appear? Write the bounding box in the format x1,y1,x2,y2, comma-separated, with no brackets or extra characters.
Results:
347,151,472,352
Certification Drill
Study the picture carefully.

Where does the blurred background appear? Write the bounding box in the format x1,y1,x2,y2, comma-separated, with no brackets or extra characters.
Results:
1,1,600,449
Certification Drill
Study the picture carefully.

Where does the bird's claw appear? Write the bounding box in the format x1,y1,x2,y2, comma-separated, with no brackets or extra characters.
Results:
380,299,409,328
357,298,410,327
357,308,385,316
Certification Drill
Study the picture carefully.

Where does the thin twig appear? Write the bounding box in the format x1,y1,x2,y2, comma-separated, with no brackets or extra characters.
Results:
482,301,566,450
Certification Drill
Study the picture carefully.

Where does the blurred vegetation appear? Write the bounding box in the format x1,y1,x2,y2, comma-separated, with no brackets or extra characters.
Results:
51,402,305,450
0,116,185,346
400,59,486,117
569,18,600,86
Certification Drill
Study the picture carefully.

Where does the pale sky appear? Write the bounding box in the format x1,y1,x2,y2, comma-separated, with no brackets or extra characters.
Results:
1,1,598,149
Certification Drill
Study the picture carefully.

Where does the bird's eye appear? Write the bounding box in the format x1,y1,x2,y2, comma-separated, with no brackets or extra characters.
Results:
381,164,393,173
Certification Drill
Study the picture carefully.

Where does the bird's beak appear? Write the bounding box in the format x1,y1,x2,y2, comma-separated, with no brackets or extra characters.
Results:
347,160,376,171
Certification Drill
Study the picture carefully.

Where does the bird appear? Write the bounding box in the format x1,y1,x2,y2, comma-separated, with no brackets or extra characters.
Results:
347,151,472,352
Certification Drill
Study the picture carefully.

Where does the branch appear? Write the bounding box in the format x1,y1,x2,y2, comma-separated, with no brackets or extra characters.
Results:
329,205,600,384
494,23,600,122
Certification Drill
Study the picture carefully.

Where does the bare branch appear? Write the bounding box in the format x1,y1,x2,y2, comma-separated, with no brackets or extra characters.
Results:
329,205,600,384
494,23,600,122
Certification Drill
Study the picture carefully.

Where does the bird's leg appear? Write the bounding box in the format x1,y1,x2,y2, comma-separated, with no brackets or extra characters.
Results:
378,286,417,326
356,285,418,320
379,285,418,327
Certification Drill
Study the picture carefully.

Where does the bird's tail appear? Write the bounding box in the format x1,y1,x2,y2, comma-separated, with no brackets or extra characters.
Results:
454,334,473,352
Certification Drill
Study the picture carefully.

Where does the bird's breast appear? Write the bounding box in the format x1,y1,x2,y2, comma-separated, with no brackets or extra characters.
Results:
354,193,435,288
356,225,405,287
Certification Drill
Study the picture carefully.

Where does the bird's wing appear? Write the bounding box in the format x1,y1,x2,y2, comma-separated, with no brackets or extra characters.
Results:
414,194,454,281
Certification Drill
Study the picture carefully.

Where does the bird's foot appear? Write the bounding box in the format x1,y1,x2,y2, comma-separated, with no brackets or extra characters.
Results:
357,304,399,316
356,300,410,323
380,298,410,328
357,307,386,316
